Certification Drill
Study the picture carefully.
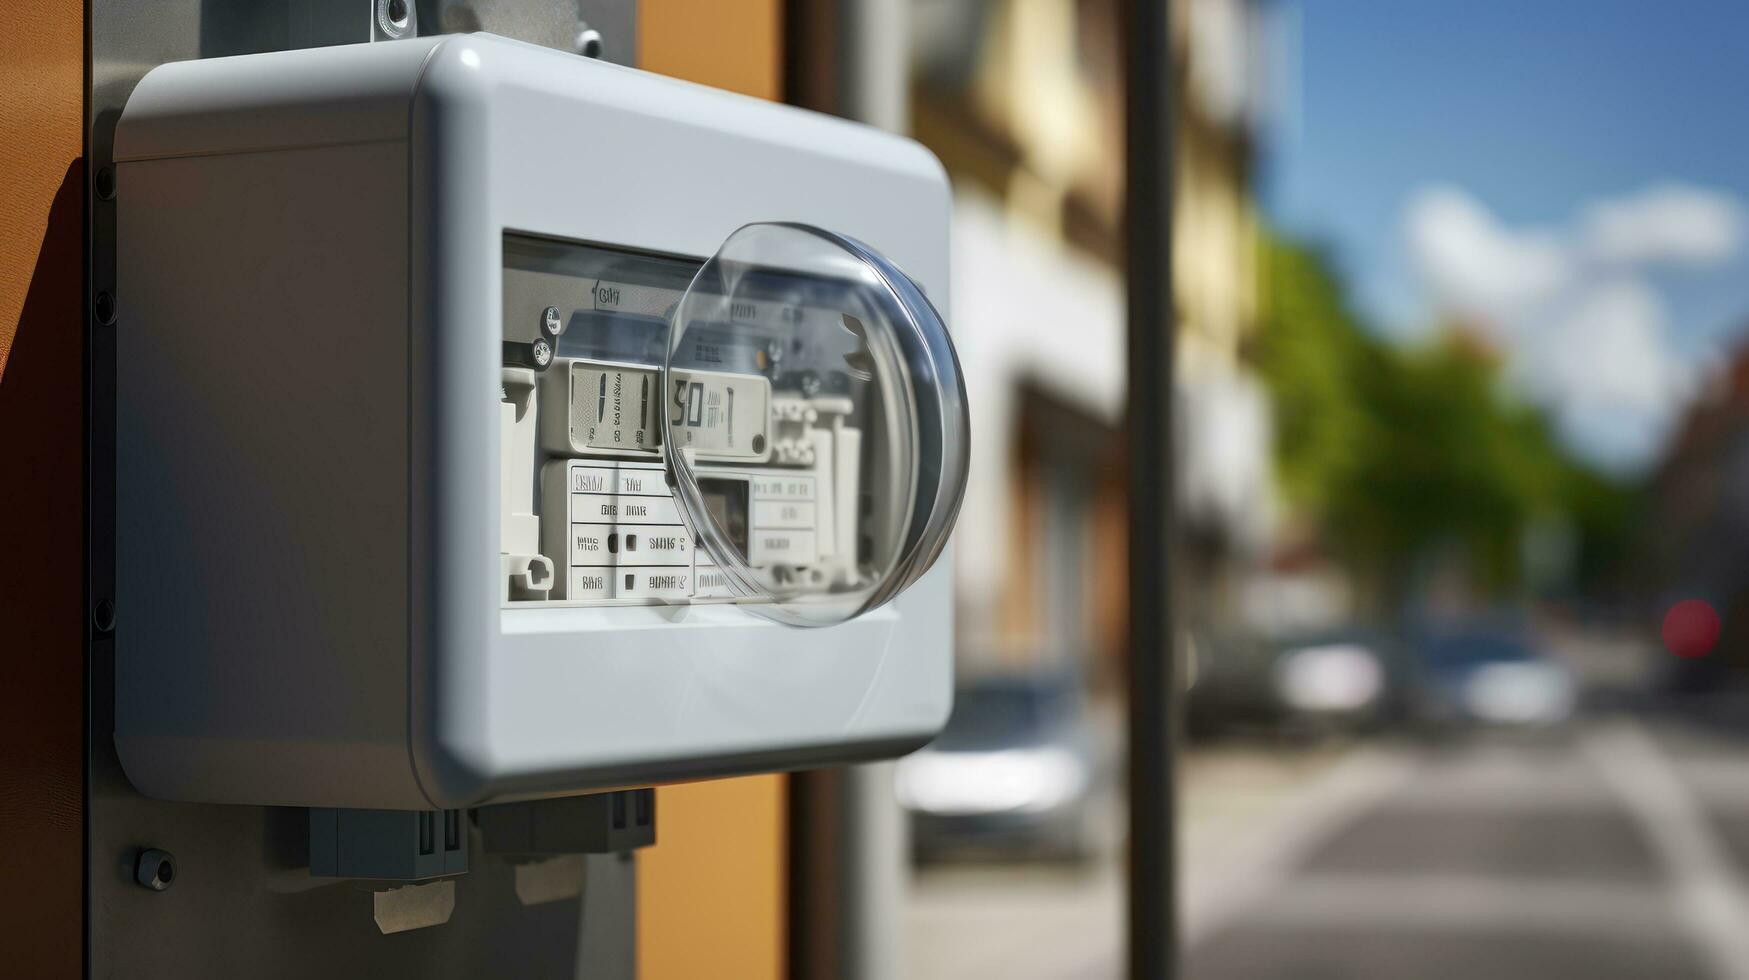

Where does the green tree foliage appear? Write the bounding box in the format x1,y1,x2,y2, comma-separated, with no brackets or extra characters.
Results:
1253,233,1631,601
1251,238,1374,515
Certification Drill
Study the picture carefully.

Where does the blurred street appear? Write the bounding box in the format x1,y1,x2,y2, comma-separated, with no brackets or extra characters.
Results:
898,3,1749,978
904,739,1351,978
909,709,1749,979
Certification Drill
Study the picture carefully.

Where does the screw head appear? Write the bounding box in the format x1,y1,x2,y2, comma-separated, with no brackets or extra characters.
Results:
576,27,604,59
95,167,116,201
531,338,554,370
540,305,564,338
94,291,116,325
134,849,176,891
93,598,116,633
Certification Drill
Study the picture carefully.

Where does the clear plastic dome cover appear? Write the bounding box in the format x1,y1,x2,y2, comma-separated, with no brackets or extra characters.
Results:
664,223,969,626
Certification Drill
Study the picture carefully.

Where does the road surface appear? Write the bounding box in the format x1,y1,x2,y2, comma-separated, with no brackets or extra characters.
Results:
906,715,1749,979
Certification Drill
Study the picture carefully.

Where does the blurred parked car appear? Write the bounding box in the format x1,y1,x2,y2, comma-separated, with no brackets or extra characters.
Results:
1185,627,1405,738
1409,624,1576,728
897,672,1104,862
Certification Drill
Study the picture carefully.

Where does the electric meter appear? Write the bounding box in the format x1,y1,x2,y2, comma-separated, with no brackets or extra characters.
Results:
666,224,968,626
111,33,964,809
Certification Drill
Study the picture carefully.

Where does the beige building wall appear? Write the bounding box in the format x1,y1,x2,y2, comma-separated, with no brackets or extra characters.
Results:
1173,0,1260,382
912,0,1263,675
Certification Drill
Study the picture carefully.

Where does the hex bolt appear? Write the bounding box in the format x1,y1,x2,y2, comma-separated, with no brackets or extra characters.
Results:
134,849,176,892
93,597,116,633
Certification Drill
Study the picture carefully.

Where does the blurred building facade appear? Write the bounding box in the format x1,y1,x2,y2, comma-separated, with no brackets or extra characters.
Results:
1648,343,1749,675
909,0,1269,687
1172,0,1273,633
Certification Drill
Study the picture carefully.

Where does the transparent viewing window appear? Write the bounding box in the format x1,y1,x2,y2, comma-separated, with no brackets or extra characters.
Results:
499,226,967,628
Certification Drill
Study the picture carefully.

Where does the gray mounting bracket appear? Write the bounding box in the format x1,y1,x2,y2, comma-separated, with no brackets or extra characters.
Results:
309,808,471,880
478,789,658,857
420,0,635,60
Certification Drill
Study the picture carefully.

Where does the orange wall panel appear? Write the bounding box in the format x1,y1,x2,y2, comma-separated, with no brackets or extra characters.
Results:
0,0,86,977
634,5,789,978
638,777,789,979
639,0,784,100
0,0,83,355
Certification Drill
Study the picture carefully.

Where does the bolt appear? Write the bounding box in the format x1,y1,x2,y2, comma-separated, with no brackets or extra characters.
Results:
576,26,604,59
94,291,116,325
378,0,410,37
134,849,176,891
93,598,115,633
95,167,116,201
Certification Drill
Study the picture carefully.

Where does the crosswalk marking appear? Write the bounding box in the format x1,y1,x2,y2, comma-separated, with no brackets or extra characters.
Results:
1585,722,1749,980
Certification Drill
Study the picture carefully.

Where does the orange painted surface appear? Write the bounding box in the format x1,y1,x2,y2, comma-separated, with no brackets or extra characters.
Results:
0,0,82,359
634,5,789,978
0,0,86,977
638,0,784,101
638,776,790,980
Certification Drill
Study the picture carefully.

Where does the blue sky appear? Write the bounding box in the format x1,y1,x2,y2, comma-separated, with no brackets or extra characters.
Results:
1258,0,1749,471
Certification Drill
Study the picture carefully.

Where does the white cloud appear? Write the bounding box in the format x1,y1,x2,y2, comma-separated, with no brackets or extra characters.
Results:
1404,185,1570,328
1529,280,1682,414
1581,183,1743,267
1401,182,1745,473
1525,280,1693,471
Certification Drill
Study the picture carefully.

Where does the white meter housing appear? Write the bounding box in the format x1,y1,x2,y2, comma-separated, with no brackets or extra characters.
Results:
113,34,964,809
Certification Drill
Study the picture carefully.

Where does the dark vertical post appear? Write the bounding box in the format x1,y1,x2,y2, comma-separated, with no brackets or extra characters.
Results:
784,7,842,972
1125,0,1177,978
